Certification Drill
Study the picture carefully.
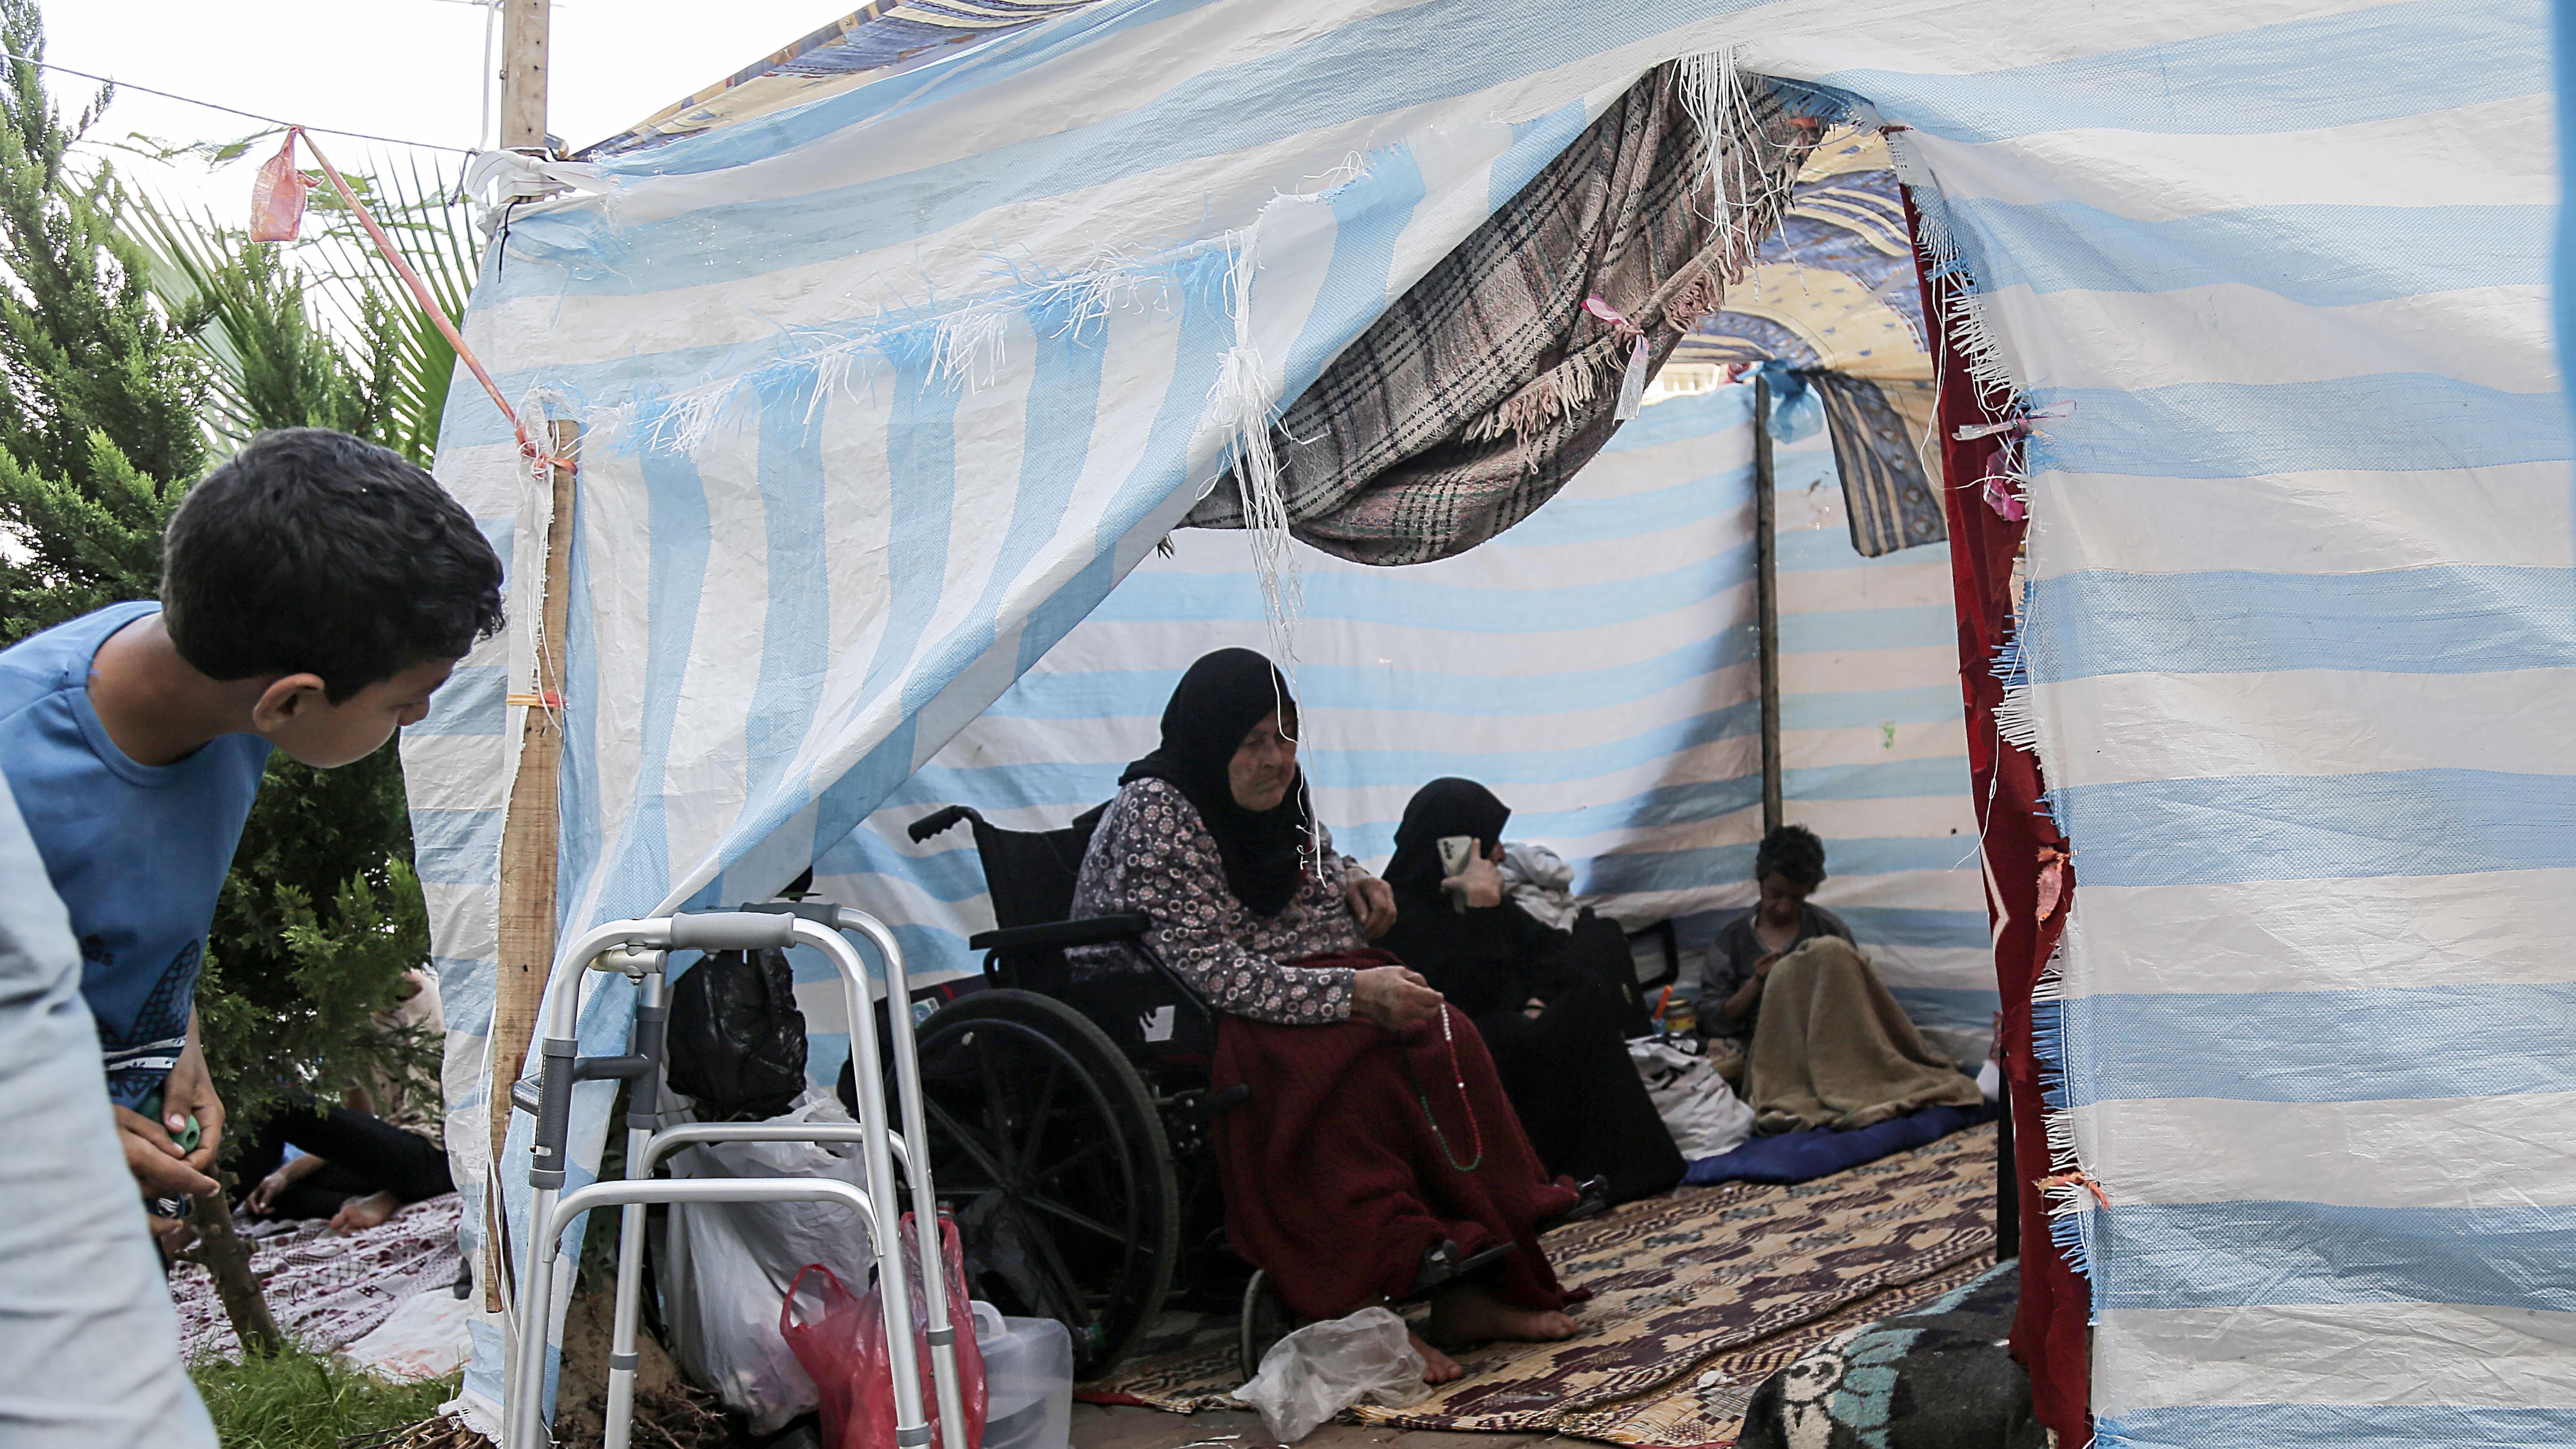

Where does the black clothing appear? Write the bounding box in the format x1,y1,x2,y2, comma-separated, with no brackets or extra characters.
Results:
1379,780,1683,1204
1383,777,1512,899
1120,649,1312,916
233,1101,453,1219
1706,903,1855,1042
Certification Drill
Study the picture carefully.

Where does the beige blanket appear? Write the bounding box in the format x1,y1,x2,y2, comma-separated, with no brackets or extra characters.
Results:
1747,939,1982,1131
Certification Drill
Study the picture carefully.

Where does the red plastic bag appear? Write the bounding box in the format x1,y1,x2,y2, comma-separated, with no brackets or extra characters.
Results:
248,132,308,243
782,1213,987,1449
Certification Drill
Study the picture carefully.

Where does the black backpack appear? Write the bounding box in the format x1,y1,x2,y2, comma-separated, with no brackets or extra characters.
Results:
665,948,808,1121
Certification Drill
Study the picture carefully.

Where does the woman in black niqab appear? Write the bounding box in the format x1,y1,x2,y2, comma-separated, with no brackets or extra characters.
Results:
1379,779,1686,1204
1119,647,1313,916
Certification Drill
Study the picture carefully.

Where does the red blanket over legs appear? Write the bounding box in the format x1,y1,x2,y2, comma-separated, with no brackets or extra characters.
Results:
1211,952,1583,1323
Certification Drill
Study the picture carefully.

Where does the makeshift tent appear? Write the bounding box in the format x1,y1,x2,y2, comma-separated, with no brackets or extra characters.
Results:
806,380,1996,1073
412,3,2569,1445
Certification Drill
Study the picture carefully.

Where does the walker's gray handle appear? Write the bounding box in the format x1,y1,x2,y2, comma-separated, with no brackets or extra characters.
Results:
666,912,799,952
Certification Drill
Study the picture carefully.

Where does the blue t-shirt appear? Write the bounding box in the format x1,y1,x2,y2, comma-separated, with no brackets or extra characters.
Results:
0,603,271,1107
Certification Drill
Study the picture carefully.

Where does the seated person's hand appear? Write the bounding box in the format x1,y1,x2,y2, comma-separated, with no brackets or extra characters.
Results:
246,1170,288,1217
1352,964,1444,1030
1343,868,1398,939
115,1104,220,1200
1440,842,1507,909
1752,947,1784,982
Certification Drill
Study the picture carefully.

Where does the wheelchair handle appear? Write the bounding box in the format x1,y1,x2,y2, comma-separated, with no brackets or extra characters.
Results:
907,805,984,843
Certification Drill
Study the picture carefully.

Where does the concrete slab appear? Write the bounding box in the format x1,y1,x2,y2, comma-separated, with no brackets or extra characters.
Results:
1069,1403,1564,1449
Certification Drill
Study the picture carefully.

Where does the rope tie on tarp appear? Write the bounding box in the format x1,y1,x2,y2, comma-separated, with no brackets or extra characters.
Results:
253,128,579,480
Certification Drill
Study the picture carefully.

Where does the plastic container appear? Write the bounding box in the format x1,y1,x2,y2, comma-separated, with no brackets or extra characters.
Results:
972,1303,1072,1449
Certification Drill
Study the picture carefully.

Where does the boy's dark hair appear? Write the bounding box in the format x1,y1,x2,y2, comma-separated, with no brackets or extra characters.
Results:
1754,824,1828,890
162,429,505,702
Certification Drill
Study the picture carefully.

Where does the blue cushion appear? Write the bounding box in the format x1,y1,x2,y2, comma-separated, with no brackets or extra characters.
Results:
1682,1100,1997,1187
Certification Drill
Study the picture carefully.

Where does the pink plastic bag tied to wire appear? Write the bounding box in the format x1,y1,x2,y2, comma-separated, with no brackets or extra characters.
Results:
248,132,309,243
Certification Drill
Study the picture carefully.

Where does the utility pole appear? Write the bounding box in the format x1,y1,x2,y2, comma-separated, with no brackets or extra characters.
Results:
499,0,550,152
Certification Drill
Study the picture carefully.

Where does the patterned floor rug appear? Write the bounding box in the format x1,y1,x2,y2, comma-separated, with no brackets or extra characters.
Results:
170,1193,463,1364
1078,1123,1998,1445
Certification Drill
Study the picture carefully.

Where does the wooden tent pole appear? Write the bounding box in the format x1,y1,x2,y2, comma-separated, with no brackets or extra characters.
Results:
485,419,577,1311
482,4,561,1314
1754,377,1784,835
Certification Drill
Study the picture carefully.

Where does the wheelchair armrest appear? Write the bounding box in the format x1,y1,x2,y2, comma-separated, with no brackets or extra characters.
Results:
908,805,986,843
968,914,1150,954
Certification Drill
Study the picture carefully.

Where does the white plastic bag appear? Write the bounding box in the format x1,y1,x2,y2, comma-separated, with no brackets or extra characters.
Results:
1231,1306,1428,1442
661,1090,875,1431
1630,1037,1756,1158
340,1284,472,1381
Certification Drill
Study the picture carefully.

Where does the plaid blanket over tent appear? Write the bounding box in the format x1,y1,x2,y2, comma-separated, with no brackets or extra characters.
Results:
1186,65,1818,564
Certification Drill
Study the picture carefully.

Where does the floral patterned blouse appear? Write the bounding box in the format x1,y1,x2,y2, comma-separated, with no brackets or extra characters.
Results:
1067,777,1363,1025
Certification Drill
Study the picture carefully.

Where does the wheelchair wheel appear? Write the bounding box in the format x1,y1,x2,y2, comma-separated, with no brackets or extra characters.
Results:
1238,1269,1296,1380
909,988,1180,1376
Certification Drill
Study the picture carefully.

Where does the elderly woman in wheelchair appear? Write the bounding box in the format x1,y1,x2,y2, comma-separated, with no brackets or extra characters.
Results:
1062,648,1589,1384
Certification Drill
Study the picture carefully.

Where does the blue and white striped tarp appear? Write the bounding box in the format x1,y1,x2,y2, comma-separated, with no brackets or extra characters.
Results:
800,382,1992,1067
414,0,2569,1438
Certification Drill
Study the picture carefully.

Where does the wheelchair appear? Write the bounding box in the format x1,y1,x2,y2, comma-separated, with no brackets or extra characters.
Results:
870,802,1253,1380
881,802,1619,1381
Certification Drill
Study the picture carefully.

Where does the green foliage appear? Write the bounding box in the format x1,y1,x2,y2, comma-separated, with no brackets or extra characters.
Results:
0,0,201,639
190,1350,456,1449
199,771,439,1130
0,0,471,1133
129,145,474,464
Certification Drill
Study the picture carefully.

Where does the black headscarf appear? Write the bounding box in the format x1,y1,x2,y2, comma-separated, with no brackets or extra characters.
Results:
1383,777,1514,900
1122,648,1312,916
1379,778,1569,1018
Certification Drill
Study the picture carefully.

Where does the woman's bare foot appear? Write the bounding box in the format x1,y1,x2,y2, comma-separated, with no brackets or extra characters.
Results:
1426,1281,1579,1349
329,1190,400,1235
1410,1332,1464,1385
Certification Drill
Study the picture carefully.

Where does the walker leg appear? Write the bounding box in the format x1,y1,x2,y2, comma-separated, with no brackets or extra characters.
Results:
601,1152,649,1449
604,972,668,1449
509,1186,563,1449
809,921,933,1448
863,916,970,1449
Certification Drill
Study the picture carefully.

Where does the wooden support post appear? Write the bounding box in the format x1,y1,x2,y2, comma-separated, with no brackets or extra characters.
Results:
186,1172,283,1357
1753,376,1784,835
499,0,551,152
485,420,578,1311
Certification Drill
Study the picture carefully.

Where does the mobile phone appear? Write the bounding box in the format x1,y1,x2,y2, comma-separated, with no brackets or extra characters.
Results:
1437,835,1477,877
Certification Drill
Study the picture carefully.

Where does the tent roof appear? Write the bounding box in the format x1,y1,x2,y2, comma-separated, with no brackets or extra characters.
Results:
583,0,1108,158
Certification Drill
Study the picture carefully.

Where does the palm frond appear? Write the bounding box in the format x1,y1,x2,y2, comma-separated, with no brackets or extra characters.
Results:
117,150,481,468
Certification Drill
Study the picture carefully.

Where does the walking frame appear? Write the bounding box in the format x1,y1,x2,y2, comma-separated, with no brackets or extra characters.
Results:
501,905,966,1449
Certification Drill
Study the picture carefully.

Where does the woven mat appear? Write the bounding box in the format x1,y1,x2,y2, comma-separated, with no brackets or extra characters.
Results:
170,1193,463,1364
1078,1123,1997,1441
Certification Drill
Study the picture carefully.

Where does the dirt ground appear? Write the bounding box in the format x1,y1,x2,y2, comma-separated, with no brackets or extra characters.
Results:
1069,1403,1564,1449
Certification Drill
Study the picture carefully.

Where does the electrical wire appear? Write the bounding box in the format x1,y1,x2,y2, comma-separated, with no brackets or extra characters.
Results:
8,50,473,154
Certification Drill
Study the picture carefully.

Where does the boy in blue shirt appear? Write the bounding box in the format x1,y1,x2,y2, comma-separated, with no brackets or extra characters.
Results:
0,428,503,1223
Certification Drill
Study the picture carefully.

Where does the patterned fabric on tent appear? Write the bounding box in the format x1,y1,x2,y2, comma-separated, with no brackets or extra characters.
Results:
582,0,1111,158
1184,66,1815,564
1675,129,1945,557
413,3,2569,1443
